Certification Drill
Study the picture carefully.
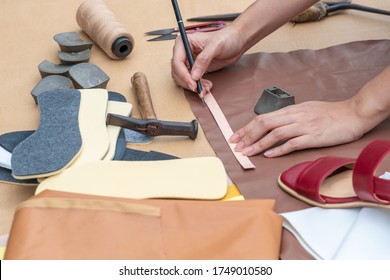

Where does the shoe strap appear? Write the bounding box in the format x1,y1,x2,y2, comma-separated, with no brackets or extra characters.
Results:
296,156,355,203
353,139,390,204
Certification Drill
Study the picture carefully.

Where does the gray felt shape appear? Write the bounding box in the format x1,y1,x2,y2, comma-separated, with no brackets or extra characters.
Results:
0,130,38,185
0,130,35,152
0,166,38,186
0,126,124,184
142,151,178,161
121,148,178,161
11,89,82,178
108,91,127,103
113,129,126,160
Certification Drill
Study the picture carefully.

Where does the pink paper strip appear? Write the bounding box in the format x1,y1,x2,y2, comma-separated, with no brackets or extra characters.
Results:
204,92,256,169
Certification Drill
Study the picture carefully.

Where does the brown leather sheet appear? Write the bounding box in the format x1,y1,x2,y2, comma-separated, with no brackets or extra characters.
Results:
185,40,390,259
5,190,282,260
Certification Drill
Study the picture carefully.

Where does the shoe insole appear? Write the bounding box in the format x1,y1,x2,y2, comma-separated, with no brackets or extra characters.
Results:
69,89,109,166
0,166,38,186
11,89,82,179
279,169,379,208
103,101,132,160
35,157,228,200
320,170,355,198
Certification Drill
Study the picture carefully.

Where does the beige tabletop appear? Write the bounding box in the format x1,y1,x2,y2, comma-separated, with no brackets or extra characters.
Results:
1,0,389,255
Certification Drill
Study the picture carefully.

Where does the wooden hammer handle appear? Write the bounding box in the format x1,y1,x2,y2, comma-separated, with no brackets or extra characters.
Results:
131,72,157,120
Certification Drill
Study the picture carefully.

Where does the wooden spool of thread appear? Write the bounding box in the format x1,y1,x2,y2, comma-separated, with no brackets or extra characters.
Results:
76,0,135,59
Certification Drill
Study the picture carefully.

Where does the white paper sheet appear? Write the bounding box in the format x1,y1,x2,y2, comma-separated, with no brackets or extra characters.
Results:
281,207,360,259
0,146,12,170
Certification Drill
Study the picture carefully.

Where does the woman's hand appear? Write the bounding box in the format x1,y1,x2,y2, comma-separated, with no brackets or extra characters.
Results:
171,27,245,95
229,100,368,157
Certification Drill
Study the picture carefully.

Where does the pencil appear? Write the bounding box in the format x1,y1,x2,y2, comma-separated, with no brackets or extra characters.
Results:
171,0,205,105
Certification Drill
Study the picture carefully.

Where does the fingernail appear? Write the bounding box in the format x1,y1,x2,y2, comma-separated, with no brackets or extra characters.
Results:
234,141,245,151
264,150,273,157
187,83,196,92
192,68,202,80
242,146,254,156
229,133,239,143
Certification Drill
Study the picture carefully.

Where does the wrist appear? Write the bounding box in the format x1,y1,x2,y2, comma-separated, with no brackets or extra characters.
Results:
348,84,390,132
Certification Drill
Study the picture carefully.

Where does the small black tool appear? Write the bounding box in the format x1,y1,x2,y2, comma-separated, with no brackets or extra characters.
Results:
254,86,295,114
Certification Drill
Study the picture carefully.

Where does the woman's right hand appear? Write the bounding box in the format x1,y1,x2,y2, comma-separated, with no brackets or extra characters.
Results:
170,27,245,95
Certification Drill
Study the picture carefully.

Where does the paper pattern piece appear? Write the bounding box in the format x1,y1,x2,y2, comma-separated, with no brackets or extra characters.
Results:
205,92,255,169
72,89,110,165
103,101,132,160
35,157,228,200
281,207,360,259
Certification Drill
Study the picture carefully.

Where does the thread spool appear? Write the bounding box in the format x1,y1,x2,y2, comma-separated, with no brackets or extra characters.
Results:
76,0,135,59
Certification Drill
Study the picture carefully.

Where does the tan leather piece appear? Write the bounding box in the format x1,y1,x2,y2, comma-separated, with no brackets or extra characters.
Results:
35,157,228,200
103,101,132,160
4,190,282,260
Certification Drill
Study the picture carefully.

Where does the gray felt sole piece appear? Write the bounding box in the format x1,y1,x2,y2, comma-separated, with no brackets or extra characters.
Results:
0,166,38,186
121,148,178,161
11,89,82,179
0,130,35,152
108,91,127,103
0,126,124,185
113,129,127,160
0,130,38,185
